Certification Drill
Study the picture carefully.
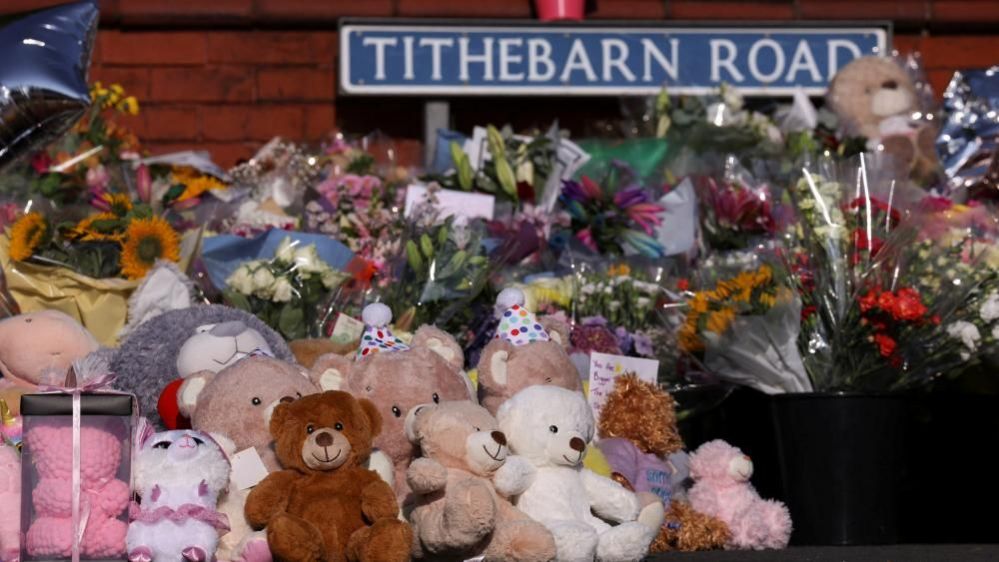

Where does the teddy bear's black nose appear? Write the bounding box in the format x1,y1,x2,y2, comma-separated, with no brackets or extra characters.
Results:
315,431,334,447
491,431,506,446
569,437,585,452
881,79,898,90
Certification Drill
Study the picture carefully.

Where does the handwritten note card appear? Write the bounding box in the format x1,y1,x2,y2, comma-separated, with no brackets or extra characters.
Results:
404,184,495,222
588,352,660,434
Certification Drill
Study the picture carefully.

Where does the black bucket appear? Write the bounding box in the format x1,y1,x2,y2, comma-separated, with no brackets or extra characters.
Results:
770,393,906,545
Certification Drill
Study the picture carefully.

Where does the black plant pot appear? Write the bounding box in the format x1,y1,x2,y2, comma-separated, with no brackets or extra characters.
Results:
771,393,906,545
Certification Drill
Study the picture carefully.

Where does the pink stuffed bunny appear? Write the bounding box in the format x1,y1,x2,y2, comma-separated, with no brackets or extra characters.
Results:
0,444,20,562
688,440,791,550
24,418,130,558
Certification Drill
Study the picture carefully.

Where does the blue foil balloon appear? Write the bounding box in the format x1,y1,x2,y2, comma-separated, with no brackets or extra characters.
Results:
0,1,98,173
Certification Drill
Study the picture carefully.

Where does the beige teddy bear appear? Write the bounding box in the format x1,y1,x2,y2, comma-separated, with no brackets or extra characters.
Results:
827,55,939,184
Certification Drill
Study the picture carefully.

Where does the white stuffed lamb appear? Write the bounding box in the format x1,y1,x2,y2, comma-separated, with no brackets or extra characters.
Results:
495,385,660,562
127,424,231,562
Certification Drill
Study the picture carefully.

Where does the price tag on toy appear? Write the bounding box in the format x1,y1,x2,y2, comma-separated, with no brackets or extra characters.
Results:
231,447,269,490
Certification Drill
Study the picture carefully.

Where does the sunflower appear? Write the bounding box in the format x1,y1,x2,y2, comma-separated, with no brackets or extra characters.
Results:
100,193,133,216
7,212,48,261
70,212,123,242
175,175,226,203
120,217,180,279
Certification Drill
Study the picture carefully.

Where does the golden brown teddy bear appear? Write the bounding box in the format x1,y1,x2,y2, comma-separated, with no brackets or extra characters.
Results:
827,55,939,184
244,391,412,562
597,375,729,552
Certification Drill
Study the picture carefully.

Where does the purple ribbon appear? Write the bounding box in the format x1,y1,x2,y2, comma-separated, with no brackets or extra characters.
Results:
128,502,231,533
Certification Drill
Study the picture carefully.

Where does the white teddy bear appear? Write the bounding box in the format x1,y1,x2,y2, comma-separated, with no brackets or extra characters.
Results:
495,385,661,562
127,424,231,562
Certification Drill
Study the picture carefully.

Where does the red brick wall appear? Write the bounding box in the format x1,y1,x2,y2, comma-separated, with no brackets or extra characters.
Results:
3,0,999,167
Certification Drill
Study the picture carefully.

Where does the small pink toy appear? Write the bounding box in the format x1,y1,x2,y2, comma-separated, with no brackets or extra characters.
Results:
24,417,130,558
1,444,20,562
127,424,230,562
688,440,792,550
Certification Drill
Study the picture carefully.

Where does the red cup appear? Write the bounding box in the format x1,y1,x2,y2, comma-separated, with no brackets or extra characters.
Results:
535,0,585,21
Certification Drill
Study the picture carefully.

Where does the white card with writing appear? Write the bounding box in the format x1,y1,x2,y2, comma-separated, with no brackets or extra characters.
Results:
231,447,269,490
330,312,365,346
588,352,660,435
404,184,495,221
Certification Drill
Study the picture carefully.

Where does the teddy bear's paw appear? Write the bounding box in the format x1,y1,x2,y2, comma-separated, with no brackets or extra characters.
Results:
25,517,73,556
546,520,598,562
234,537,272,562
636,495,665,532
757,500,792,549
444,480,496,543
127,546,153,562
348,519,413,562
82,517,127,558
596,522,655,562
488,520,557,562
266,514,325,562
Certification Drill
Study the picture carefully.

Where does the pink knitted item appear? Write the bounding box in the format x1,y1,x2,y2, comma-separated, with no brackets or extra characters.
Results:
688,440,792,550
24,417,129,558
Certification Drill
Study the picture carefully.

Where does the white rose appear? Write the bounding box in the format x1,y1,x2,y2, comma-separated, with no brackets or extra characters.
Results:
981,292,999,322
294,244,323,273
252,267,276,297
226,265,255,294
275,237,297,263
946,321,981,352
321,269,345,289
272,277,295,303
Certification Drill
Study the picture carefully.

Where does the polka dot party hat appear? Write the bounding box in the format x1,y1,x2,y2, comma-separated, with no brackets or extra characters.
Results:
357,303,410,359
493,287,550,346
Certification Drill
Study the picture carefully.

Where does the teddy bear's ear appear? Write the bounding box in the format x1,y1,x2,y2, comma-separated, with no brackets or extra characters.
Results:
269,401,294,437
309,353,353,391
411,325,464,371
358,397,383,437
177,370,216,418
539,317,571,350
479,339,515,388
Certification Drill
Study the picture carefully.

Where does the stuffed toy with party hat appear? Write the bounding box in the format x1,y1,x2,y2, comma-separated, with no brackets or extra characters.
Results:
311,303,475,504
598,374,729,552
405,400,556,562
477,288,580,415
127,423,231,562
244,391,412,562
0,310,99,391
496,385,661,562
688,440,791,550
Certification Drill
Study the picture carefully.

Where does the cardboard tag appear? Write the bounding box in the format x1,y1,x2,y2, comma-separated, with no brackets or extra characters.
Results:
404,184,495,222
231,447,269,490
587,352,660,434
330,313,365,346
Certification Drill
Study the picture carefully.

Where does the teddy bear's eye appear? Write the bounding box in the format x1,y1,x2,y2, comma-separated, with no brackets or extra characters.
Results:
391,406,402,418
251,397,262,406
153,441,171,449
335,422,344,431
549,425,558,434
474,426,481,431
306,425,315,434
432,393,440,404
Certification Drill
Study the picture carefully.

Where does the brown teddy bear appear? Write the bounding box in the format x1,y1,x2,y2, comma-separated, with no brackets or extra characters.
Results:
476,289,580,416
405,401,556,562
311,304,474,504
827,55,939,184
245,391,412,562
597,374,729,552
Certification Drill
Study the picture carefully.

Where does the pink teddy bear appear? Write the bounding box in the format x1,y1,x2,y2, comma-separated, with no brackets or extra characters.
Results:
24,418,130,558
0,444,20,562
688,440,792,550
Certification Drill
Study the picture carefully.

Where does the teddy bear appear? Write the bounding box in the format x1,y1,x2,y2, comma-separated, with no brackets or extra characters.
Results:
245,391,412,562
127,423,232,562
0,443,19,562
404,400,556,562
311,303,475,504
23,416,130,558
476,289,581,416
0,310,100,391
104,304,293,428
687,440,792,550
597,374,729,552
827,55,939,184
496,385,660,562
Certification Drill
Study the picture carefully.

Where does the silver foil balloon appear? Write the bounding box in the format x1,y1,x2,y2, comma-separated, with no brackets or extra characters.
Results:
0,1,98,173
937,67,999,198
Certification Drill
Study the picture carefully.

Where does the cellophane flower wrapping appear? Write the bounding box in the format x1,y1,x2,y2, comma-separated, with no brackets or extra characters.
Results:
220,235,349,341
937,66,999,199
784,154,999,391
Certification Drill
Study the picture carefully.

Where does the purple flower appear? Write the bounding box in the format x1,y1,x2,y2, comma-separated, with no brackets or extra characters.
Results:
615,326,634,353
582,315,609,327
633,332,654,358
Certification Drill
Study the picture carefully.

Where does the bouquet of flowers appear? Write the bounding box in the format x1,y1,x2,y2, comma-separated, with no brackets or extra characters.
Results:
696,174,776,252
224,237,348,340
559,161,665,258
0,82,140,206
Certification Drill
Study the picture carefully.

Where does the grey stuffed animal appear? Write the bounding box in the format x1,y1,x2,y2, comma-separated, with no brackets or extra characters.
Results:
107,304,293,425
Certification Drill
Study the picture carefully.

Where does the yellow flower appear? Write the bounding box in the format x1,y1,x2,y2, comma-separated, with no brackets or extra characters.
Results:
7,212,47,261
607,263,631,277
678,322,703,353
705,307,736,335
118,96,139,116
759,291,777,308
70,212,123,242
175,175,226,203
120,217,180,280
690,293,709,314
101,193,133,216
